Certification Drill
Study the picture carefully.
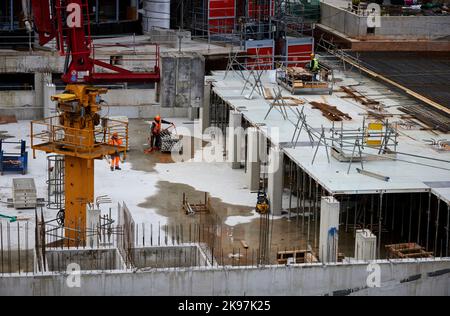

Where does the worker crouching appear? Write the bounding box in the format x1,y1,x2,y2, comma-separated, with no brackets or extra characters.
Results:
109,132,123,171
144,115,175,154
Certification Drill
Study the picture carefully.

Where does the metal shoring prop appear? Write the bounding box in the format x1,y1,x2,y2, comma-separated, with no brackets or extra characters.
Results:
311,125,331,165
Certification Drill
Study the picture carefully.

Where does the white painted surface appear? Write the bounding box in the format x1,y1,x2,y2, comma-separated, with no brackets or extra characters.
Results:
268,147,284,215
355,229,377,261
319,196,340,263
246,127,261,191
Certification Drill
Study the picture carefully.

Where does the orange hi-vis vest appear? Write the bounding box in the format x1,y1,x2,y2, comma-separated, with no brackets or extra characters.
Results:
109,137,123,146
153,121,162,135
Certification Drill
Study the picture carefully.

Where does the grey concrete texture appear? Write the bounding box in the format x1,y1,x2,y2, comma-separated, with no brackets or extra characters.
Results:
132,245,210,269
0,259,449,296
146,28,192,49
320,2,450,40
45,248,125,272
160,52,205,109
0,250,34,274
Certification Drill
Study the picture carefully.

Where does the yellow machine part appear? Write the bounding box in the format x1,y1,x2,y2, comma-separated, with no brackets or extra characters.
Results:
51,93,78,102
256,202,270,215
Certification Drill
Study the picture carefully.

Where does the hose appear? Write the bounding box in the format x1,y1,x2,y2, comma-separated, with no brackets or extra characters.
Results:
0,213,17,223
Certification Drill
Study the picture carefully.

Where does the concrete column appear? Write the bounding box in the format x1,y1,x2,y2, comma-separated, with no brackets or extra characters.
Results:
188,107,199,121
246,127,260,191
86,208,101,248
34,72,52,118
268,147,284,215
319,196,340,263
200,82,211,134
43,83,56,118
228,111,243,169
355,229,377,261
155,82,160,103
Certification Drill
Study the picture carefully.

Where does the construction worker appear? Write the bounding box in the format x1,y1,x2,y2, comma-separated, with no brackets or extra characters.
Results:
109,132,123,171
308,53,320,81
144,115,175,154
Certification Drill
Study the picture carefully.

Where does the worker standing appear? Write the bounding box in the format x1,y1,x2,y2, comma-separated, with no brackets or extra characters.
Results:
145,115,175,154
308,53,320,81
109,132,123,171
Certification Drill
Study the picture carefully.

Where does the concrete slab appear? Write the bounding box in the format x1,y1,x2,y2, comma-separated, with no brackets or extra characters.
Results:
209,69,450,199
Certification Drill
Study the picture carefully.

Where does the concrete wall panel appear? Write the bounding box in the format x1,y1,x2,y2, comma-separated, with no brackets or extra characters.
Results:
1,259,449,296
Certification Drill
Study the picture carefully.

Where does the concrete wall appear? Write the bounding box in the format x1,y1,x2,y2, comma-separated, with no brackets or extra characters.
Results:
320,3,450,40
0,54,64,73
146,28,191,49
0,88,189,120
1,259,449,296
45,248,125,272
132,245,211,269
320,3,367,38
0,250,34,274
375,16,450,39
160,52,205,109
0,90,42,120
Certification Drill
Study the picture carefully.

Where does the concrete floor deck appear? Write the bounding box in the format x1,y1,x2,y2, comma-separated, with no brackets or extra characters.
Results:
209,67,450,200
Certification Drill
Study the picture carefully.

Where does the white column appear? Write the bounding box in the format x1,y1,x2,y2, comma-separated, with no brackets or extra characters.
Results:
43,83,56,118
319,196,340,263
268,147,284,215
86,208,101,248
355,229,377,261
246,127,260,191
200,82,211,134
228,110,243,169
35,72,52,118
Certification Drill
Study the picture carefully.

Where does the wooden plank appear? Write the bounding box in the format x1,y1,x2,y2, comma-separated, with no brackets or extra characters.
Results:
263,87,274,100
240,240,249,249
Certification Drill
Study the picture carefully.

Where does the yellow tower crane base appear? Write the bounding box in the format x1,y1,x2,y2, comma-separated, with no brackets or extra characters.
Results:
30,84,129,246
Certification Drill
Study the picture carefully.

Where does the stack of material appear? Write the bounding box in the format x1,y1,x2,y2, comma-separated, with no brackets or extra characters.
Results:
310,101,352,121
12,178,37,209
340,86,383,111
277,249,318,264
287,67,314,82
385,243,434,259
182,193,210,215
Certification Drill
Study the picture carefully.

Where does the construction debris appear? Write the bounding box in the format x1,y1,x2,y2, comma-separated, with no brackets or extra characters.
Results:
277,249,318,264
385,243,434,259
340,86,383,111
182,192,211,215
310,101,352,121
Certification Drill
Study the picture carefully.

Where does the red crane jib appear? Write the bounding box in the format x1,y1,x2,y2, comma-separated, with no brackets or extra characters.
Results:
30,0,160,84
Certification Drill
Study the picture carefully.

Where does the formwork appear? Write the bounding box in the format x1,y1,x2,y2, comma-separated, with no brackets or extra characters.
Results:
12,178,37,209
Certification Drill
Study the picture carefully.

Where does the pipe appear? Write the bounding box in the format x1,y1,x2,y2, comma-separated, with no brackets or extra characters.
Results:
21,0,33,32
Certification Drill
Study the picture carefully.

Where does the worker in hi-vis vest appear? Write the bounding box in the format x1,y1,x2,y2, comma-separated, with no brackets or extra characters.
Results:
144,115,174,154
109,132,123,171
308,53,320,81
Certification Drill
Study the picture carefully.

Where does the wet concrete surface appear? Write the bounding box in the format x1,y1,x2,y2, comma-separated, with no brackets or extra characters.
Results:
125,119,353,264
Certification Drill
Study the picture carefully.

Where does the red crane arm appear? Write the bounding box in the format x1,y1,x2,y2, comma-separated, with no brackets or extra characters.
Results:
29,0,160,84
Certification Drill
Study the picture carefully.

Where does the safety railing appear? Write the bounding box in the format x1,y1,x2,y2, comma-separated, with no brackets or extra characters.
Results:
30,116,129,157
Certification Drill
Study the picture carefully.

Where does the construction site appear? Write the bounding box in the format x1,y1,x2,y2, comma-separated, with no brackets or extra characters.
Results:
0,0,449,297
